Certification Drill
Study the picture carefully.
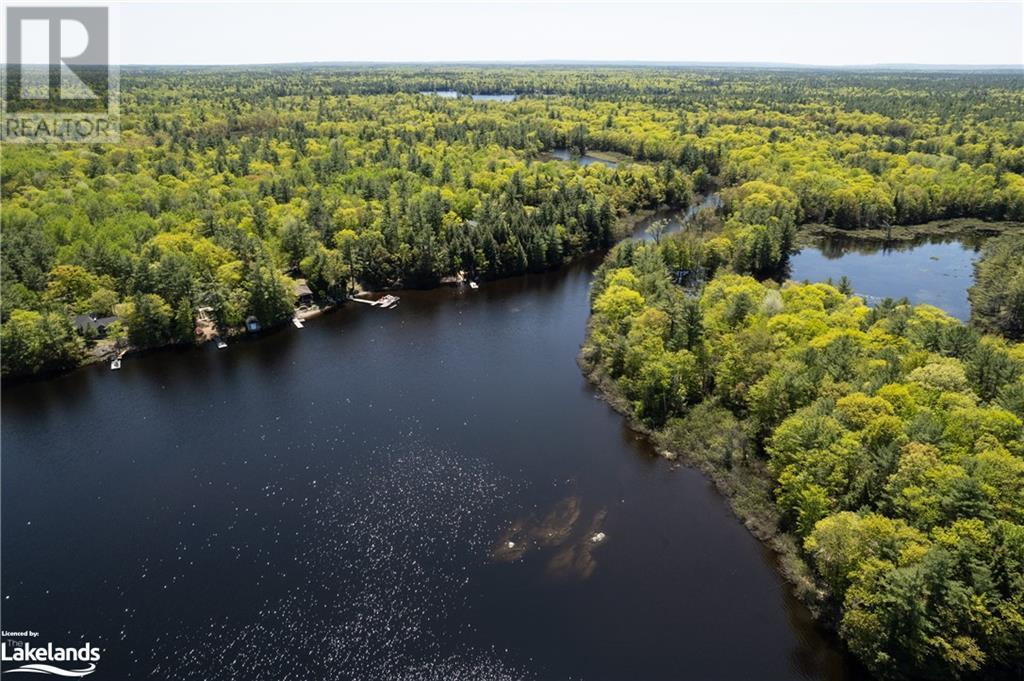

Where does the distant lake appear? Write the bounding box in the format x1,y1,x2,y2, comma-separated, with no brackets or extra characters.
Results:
419,91,517,102
471,93,516,102
548,148,619,168
790,235,983,320
419,89,459,98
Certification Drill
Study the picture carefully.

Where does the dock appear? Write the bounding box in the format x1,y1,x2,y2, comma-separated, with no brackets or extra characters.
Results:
348,294,400,309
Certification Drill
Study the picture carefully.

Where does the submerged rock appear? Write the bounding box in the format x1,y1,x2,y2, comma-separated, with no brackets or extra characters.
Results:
546,509,608,581
491,523,529,562
529,496,581,547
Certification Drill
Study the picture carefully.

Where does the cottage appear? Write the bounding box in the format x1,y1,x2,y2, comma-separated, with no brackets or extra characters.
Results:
72,313,119,338
245,315,262,333
293,279,314,307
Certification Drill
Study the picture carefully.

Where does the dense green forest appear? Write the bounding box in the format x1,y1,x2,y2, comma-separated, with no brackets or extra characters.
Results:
584,215,1024,678
2,66,1023,379
970,234,1024,340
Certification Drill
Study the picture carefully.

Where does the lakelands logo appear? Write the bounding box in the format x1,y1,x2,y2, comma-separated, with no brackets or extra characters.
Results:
2,4,120,143
1,635,100,677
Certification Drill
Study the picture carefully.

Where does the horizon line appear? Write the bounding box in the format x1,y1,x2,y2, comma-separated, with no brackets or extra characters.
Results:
9,60,1022,70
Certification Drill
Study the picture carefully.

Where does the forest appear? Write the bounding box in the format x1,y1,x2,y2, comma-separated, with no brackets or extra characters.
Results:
584,206,1024,678
2,63,1024,679
3,66,1024,376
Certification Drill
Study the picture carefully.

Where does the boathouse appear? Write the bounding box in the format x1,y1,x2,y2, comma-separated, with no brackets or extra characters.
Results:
293,279,314,307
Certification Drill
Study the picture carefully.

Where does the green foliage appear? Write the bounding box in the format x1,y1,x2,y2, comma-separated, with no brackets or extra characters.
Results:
585,232,1024,679
6,66,1024,375
0,310,84,376
970,234,1024,341
125,294,174,348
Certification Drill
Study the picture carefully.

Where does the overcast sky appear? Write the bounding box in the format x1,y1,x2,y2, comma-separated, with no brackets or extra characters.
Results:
56,1,1024,66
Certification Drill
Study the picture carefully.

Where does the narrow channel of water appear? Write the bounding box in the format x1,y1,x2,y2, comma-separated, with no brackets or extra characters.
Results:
2,214,869,680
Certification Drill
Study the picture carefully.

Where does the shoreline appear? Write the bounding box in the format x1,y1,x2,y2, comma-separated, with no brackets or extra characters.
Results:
9,207,1001,389
576,343,833,620
0,202,672,385
796,217,1024,247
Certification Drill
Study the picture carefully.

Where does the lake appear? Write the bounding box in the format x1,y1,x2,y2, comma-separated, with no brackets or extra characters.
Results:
419,91,517,102
547,149,619,168
1,219,869,680
471,93,517,102
790,234,982,320
419,89,459,98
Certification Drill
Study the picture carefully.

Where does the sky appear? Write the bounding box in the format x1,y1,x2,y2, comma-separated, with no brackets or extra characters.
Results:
15,1,1024,66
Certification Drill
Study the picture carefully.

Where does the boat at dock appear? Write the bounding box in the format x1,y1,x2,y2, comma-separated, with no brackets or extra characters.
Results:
292,318,305,328
110,358,121,370
375,295,400,309
348,294,400,309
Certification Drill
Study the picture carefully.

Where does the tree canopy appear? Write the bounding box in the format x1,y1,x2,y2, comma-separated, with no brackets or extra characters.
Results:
3,66,1022,379
584,217,1024,679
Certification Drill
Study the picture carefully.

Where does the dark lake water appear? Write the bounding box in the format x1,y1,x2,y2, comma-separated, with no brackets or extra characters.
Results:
790,235,982,320
2,220,869,680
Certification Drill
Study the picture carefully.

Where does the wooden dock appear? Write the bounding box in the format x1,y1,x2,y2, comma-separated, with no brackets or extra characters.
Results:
348,295,400,309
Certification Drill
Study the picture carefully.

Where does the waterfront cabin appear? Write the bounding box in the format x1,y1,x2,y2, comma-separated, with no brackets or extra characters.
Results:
72,313,119,338
245,315,262,333
293,279,314,307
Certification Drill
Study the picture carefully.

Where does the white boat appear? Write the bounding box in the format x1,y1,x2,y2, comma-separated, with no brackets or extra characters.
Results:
469,281,480,289
217,339,228,349
110,358,121,370
292,318,305,328
375,294,400,308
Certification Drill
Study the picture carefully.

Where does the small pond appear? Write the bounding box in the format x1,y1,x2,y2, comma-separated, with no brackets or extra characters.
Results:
548,148,619,168
790,234,983,320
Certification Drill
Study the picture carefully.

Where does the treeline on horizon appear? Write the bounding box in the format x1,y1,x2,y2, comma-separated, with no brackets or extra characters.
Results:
3,66,1024,377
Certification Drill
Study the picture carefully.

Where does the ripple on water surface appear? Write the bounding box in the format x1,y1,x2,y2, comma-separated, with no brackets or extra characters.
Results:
148,446,531,680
